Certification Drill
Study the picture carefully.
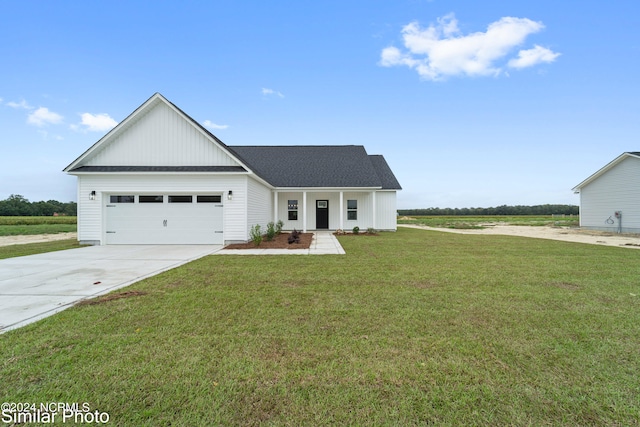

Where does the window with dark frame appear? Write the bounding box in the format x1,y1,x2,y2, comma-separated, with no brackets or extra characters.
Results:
139,195,164,203
288,199,298,221
110,195,134,203
347,199,358,220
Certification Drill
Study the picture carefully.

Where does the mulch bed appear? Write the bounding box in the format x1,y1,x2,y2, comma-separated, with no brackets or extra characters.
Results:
225,232,314,249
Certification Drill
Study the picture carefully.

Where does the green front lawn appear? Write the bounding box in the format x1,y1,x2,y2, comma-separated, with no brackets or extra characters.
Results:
0,239,85,260
1,228,639,425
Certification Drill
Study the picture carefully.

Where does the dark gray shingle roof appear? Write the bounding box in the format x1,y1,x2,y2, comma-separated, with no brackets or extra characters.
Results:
368,155,402,190
229,145,400,189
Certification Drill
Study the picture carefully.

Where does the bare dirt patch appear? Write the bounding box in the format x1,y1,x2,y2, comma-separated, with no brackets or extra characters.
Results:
76,290,147,306
225,232,313,249
400,224,640,249
0,232,77,247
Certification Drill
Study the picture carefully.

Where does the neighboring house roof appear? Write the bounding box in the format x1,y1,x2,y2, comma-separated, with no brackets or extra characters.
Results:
230,145,401,189
64,93,401,190
572,152,640,193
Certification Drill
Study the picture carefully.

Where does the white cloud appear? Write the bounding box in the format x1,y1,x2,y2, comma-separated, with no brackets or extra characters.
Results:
27,107,64,127
7,99,32,109
203,120,228,130
380,14,560,80
508,45,561,69
262,88,284,98
77,113,118,132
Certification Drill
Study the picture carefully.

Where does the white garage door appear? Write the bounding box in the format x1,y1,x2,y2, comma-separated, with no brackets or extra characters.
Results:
105,194,224,244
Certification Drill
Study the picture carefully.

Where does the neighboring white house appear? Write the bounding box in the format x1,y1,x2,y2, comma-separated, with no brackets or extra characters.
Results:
64,93,402,245
572,152,640,233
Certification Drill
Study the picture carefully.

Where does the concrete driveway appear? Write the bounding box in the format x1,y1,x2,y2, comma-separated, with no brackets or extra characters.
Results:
0,245,222,333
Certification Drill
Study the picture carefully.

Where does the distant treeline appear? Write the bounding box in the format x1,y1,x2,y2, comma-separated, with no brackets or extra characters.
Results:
399,204,579,216
0,194,77,216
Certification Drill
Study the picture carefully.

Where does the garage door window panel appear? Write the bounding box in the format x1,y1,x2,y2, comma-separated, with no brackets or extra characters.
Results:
169,195,193,203
140,195,164,203
110,195,134,203
197,195,222,203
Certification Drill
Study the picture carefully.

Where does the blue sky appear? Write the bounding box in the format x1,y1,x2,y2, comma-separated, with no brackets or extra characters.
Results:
1,0,639,209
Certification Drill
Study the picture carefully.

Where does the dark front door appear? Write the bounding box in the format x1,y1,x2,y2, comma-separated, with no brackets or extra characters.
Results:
316,200,329,229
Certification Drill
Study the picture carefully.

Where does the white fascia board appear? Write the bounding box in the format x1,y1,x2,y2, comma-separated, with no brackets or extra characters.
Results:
66,171,250,176
274,187,382,192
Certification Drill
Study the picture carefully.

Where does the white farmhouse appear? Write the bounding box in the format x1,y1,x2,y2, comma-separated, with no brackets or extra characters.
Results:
64,93,401,245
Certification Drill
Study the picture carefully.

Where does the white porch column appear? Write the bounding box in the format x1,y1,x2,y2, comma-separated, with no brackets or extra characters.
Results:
339,191,344,230
302,191,307,233
372,191,377,229
273,191,278,222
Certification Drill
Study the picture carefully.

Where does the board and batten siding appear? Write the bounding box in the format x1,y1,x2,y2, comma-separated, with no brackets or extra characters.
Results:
343,191,397,231
580,156,640,232
77,174,247,244
375,191,398,231
342,192,374,230
85,100,241,167
246,177,273,238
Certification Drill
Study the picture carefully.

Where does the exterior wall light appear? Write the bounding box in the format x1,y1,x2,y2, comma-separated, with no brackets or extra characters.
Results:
90,191,96,200
227,190,233,200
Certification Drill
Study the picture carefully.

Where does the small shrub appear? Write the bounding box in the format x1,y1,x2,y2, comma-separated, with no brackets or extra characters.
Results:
250,224,262,246
352,226,360,235
288,229,300,244
266,222,276,241
367,227,376,234
276,220,284,234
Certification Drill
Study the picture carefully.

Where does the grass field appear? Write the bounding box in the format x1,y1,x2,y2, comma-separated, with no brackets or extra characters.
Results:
398,215,579,229
0,216,77,236
1,227,638,425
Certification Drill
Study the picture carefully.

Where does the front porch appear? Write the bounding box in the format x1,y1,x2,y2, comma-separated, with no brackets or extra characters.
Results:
272,189,395,232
